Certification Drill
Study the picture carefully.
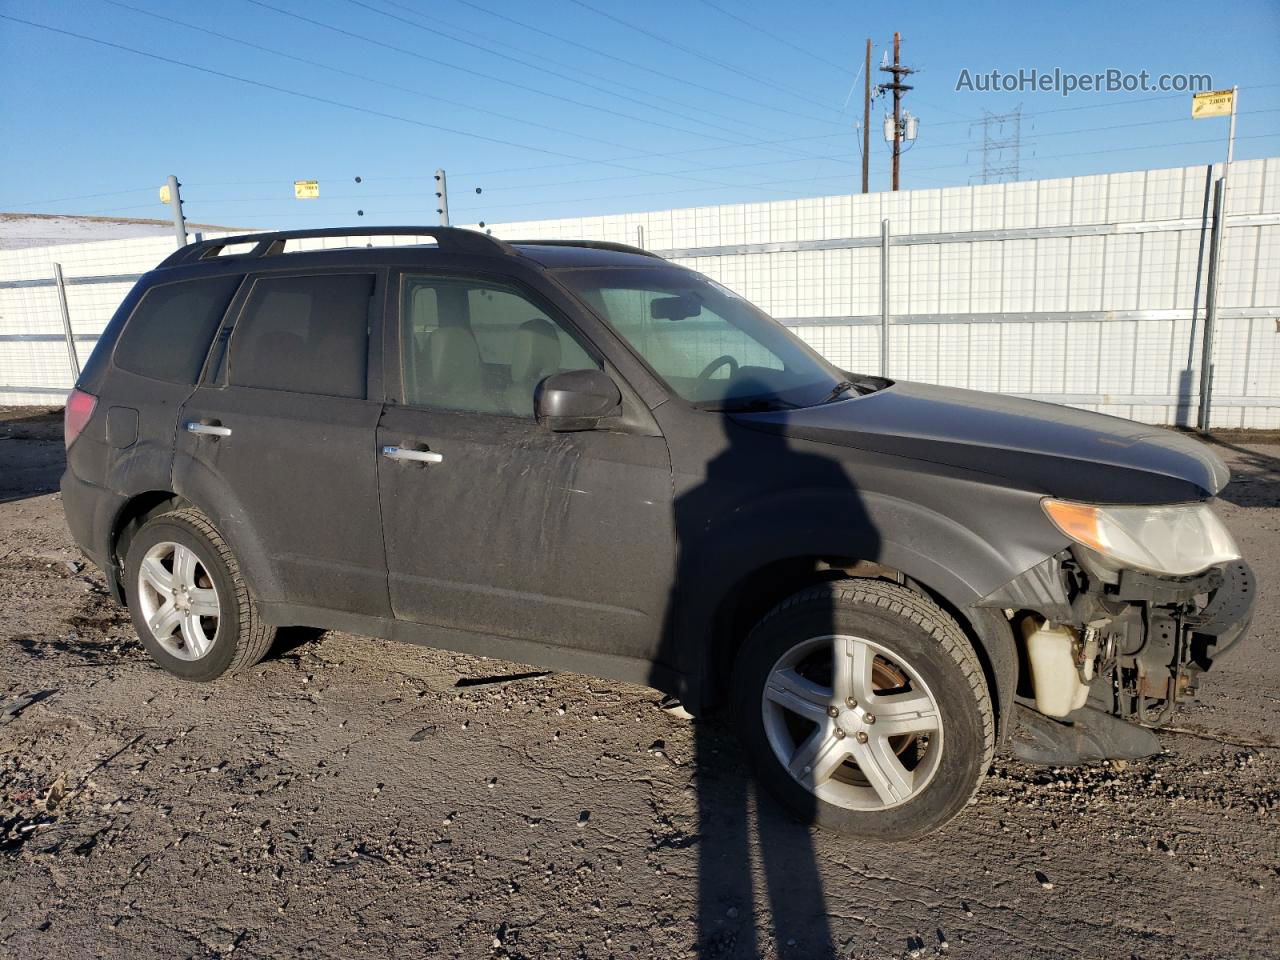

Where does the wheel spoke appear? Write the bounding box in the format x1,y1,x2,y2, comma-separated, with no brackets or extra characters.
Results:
765,667,831,724
834,636,877,704
139,555,173,594
787,723,850,787
148,602,182,639
850,735,915,805
872,692,940,737
181,613,208,657
188,587,219,618
172,545,198,589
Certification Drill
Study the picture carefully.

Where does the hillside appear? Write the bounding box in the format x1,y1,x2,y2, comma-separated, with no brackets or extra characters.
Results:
0,213,250,250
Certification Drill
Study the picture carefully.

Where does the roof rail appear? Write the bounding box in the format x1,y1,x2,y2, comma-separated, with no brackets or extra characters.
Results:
507,239,664,259
156,226,516,268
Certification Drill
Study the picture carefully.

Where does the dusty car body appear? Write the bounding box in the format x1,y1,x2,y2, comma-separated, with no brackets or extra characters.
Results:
60,227,1255,836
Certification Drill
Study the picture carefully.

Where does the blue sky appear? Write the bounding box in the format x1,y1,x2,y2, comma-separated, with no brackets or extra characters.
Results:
2,0,1278,230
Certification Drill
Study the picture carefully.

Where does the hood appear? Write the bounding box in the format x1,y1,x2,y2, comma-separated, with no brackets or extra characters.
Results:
733,380,1229,504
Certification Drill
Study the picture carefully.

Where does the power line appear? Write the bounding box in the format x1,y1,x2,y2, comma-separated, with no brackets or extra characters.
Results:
931,82,1280,127
99,0,695,156
183,105,1279,196
564,0,844,115
693,0,851,76
448,131,1280,218
339,0,802,145
368,0,837,137
108,127,1278,226
4,186,157,209
242,0,747,147
442,0,840,126
0,12,816,201
0,13,618,163
340,0,848,163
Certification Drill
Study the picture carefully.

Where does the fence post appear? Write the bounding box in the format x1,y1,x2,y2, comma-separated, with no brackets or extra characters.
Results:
434,168,450,226
1196,177,1225,432
880,218,891,377
166,174,187,247
52,262,81,383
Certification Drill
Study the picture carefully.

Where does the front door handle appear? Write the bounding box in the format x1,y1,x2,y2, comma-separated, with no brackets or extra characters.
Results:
186,421,232,437
382,445,443,464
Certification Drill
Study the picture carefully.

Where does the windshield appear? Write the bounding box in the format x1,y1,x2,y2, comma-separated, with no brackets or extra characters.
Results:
555,265,849,410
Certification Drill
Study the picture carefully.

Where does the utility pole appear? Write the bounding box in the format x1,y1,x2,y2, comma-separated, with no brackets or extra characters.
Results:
879,32,914,191
434,168,450,226
165,174,187,247
861,38,871,193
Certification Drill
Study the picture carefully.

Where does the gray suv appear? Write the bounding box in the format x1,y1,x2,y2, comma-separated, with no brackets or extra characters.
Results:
60,227,1254,837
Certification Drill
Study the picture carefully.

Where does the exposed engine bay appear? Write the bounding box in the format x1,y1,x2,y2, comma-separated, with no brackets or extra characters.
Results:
982,549,1256,763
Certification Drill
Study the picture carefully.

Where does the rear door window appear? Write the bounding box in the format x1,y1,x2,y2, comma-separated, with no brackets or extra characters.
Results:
228,273,375,399
113,275,242,383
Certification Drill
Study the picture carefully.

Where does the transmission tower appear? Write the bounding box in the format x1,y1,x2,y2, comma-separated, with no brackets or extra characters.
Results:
970,108,1022,184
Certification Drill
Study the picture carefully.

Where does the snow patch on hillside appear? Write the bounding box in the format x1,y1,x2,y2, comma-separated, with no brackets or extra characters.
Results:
0,214,249,250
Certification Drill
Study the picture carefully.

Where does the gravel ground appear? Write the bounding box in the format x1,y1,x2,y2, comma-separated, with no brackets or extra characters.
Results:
1,408,1277,959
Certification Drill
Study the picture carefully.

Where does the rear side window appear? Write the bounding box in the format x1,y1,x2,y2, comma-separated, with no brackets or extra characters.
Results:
113,276,242,383
228,273,374,399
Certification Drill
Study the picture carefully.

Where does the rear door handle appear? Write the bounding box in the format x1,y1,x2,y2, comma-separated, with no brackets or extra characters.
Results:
186,421,232,437
382,445,443,464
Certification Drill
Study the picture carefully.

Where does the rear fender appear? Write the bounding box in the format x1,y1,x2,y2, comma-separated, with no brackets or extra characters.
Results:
170,450,284,603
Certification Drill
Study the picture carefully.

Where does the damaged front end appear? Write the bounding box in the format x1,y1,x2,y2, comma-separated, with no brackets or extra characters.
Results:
980,546,1256,765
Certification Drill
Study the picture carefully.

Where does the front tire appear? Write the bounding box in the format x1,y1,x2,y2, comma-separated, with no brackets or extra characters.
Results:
124,508,275,681
732,579,994,838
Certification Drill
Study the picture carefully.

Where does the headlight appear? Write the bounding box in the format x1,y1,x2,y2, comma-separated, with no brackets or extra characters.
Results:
1041,499,1239,577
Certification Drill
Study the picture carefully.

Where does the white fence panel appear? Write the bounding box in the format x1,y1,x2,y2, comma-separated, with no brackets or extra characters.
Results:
2,160,1277,428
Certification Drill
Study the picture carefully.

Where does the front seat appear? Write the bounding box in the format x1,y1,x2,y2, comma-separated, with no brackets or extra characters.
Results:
429,325,485,410
507,318,562,416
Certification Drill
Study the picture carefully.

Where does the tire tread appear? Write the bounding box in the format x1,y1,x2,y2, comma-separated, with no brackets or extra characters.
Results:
758,578,995,810
162,507,275,673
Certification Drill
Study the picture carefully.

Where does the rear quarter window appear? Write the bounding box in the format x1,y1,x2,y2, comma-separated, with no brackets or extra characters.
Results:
112,275,243,383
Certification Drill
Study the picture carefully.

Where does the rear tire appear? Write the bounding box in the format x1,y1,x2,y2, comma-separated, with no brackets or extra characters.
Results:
732,579,994,838
124,508,275,681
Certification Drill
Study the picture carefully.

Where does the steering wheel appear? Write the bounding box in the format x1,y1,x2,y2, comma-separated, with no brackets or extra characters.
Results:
696,354,739,383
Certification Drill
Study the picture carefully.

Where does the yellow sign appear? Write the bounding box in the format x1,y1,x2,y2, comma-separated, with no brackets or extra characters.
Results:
158,184,171,204
1192,90,1234,119
294,179,320,199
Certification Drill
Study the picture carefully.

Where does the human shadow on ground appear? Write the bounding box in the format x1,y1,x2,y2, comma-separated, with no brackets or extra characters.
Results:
653,377,882,958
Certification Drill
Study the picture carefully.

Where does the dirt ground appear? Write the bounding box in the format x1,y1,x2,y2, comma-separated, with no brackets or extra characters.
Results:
1,407,1277,960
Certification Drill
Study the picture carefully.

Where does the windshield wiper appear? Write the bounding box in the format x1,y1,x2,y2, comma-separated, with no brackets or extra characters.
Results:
819,380,858,404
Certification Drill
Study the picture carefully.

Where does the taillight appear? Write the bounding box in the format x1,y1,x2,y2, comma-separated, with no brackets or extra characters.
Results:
64,388,97,449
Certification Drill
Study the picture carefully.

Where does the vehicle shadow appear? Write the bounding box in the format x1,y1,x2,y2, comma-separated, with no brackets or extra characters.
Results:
653,379,880,958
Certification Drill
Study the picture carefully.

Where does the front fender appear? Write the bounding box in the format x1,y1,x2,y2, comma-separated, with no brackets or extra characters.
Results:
680,479,1059,737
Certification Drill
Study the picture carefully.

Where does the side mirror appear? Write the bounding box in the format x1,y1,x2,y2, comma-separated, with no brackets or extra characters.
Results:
535,369,622,432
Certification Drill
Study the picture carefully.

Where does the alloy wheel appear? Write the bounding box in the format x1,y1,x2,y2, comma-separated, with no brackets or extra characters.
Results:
761,634,943,810
136,541,220,661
